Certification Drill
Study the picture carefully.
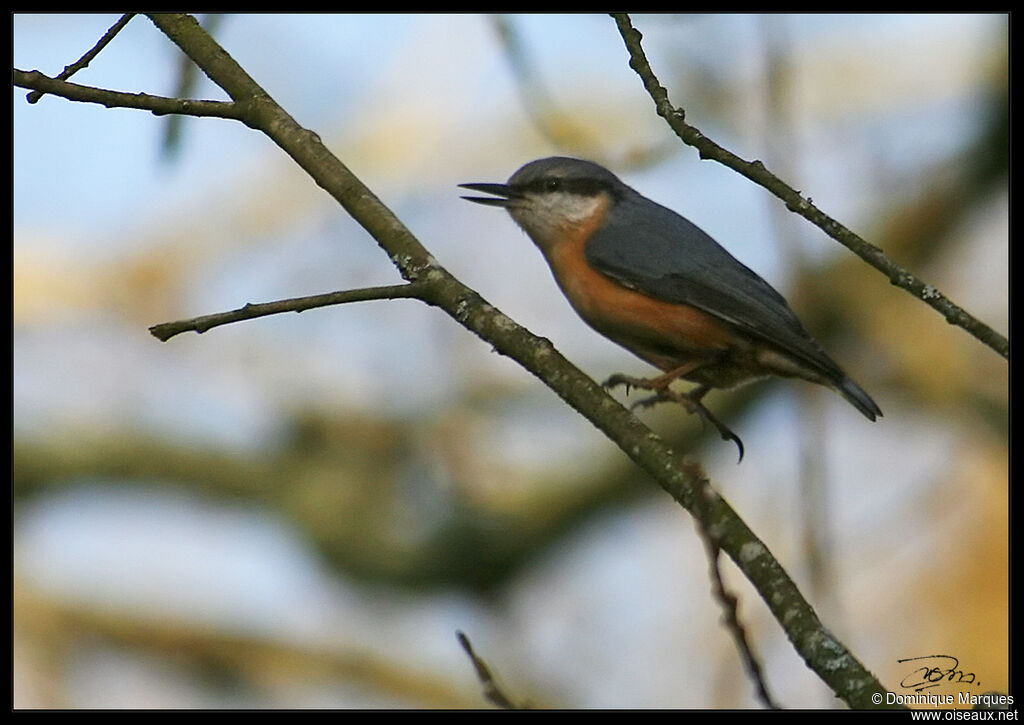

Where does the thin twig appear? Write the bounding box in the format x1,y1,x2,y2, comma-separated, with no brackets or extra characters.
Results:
149,283,428,341
456,631,521,709
27,13,137,104
689,464,778,709
610,13,1008,361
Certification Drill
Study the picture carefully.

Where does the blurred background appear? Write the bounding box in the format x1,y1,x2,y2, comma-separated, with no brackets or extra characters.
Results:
14,13,1007,709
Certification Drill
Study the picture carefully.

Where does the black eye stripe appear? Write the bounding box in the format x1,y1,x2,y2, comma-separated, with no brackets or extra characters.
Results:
516,177,613,197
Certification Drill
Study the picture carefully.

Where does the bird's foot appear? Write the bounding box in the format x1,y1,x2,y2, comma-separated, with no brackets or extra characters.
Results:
602,374,745,463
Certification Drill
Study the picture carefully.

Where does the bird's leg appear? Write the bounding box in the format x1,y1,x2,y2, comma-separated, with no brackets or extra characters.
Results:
645,385,745,463
603,366,745,462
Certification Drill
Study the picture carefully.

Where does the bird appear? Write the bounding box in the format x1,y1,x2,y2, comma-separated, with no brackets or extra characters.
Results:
459,157,881,460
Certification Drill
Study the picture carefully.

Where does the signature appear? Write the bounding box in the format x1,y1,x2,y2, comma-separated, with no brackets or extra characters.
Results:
898,655,979,692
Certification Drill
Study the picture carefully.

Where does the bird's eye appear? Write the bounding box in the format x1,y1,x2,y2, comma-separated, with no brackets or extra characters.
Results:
544,178,561,192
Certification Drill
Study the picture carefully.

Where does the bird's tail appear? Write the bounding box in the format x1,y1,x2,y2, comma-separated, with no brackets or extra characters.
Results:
837,376,883,421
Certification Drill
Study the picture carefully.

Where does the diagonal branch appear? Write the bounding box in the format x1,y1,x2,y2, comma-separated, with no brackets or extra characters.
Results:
610,13,1008,361
26,13,137,104
148,283,428,342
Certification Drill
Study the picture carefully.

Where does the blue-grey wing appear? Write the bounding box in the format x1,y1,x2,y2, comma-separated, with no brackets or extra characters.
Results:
584,193,845,380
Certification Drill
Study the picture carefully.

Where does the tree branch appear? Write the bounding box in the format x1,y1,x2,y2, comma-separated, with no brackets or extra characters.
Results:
610,13,1008,361
148,283,427,342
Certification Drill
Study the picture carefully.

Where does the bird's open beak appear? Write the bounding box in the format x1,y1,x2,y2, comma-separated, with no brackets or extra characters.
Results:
458,182,519,207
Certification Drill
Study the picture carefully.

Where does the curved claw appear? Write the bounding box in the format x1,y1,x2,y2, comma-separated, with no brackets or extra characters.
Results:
706,414,744,463
605,375,745,462
730,433,745,463
683,394,745,463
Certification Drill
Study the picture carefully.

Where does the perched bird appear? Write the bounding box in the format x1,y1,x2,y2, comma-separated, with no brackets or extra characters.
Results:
460,157,881,460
